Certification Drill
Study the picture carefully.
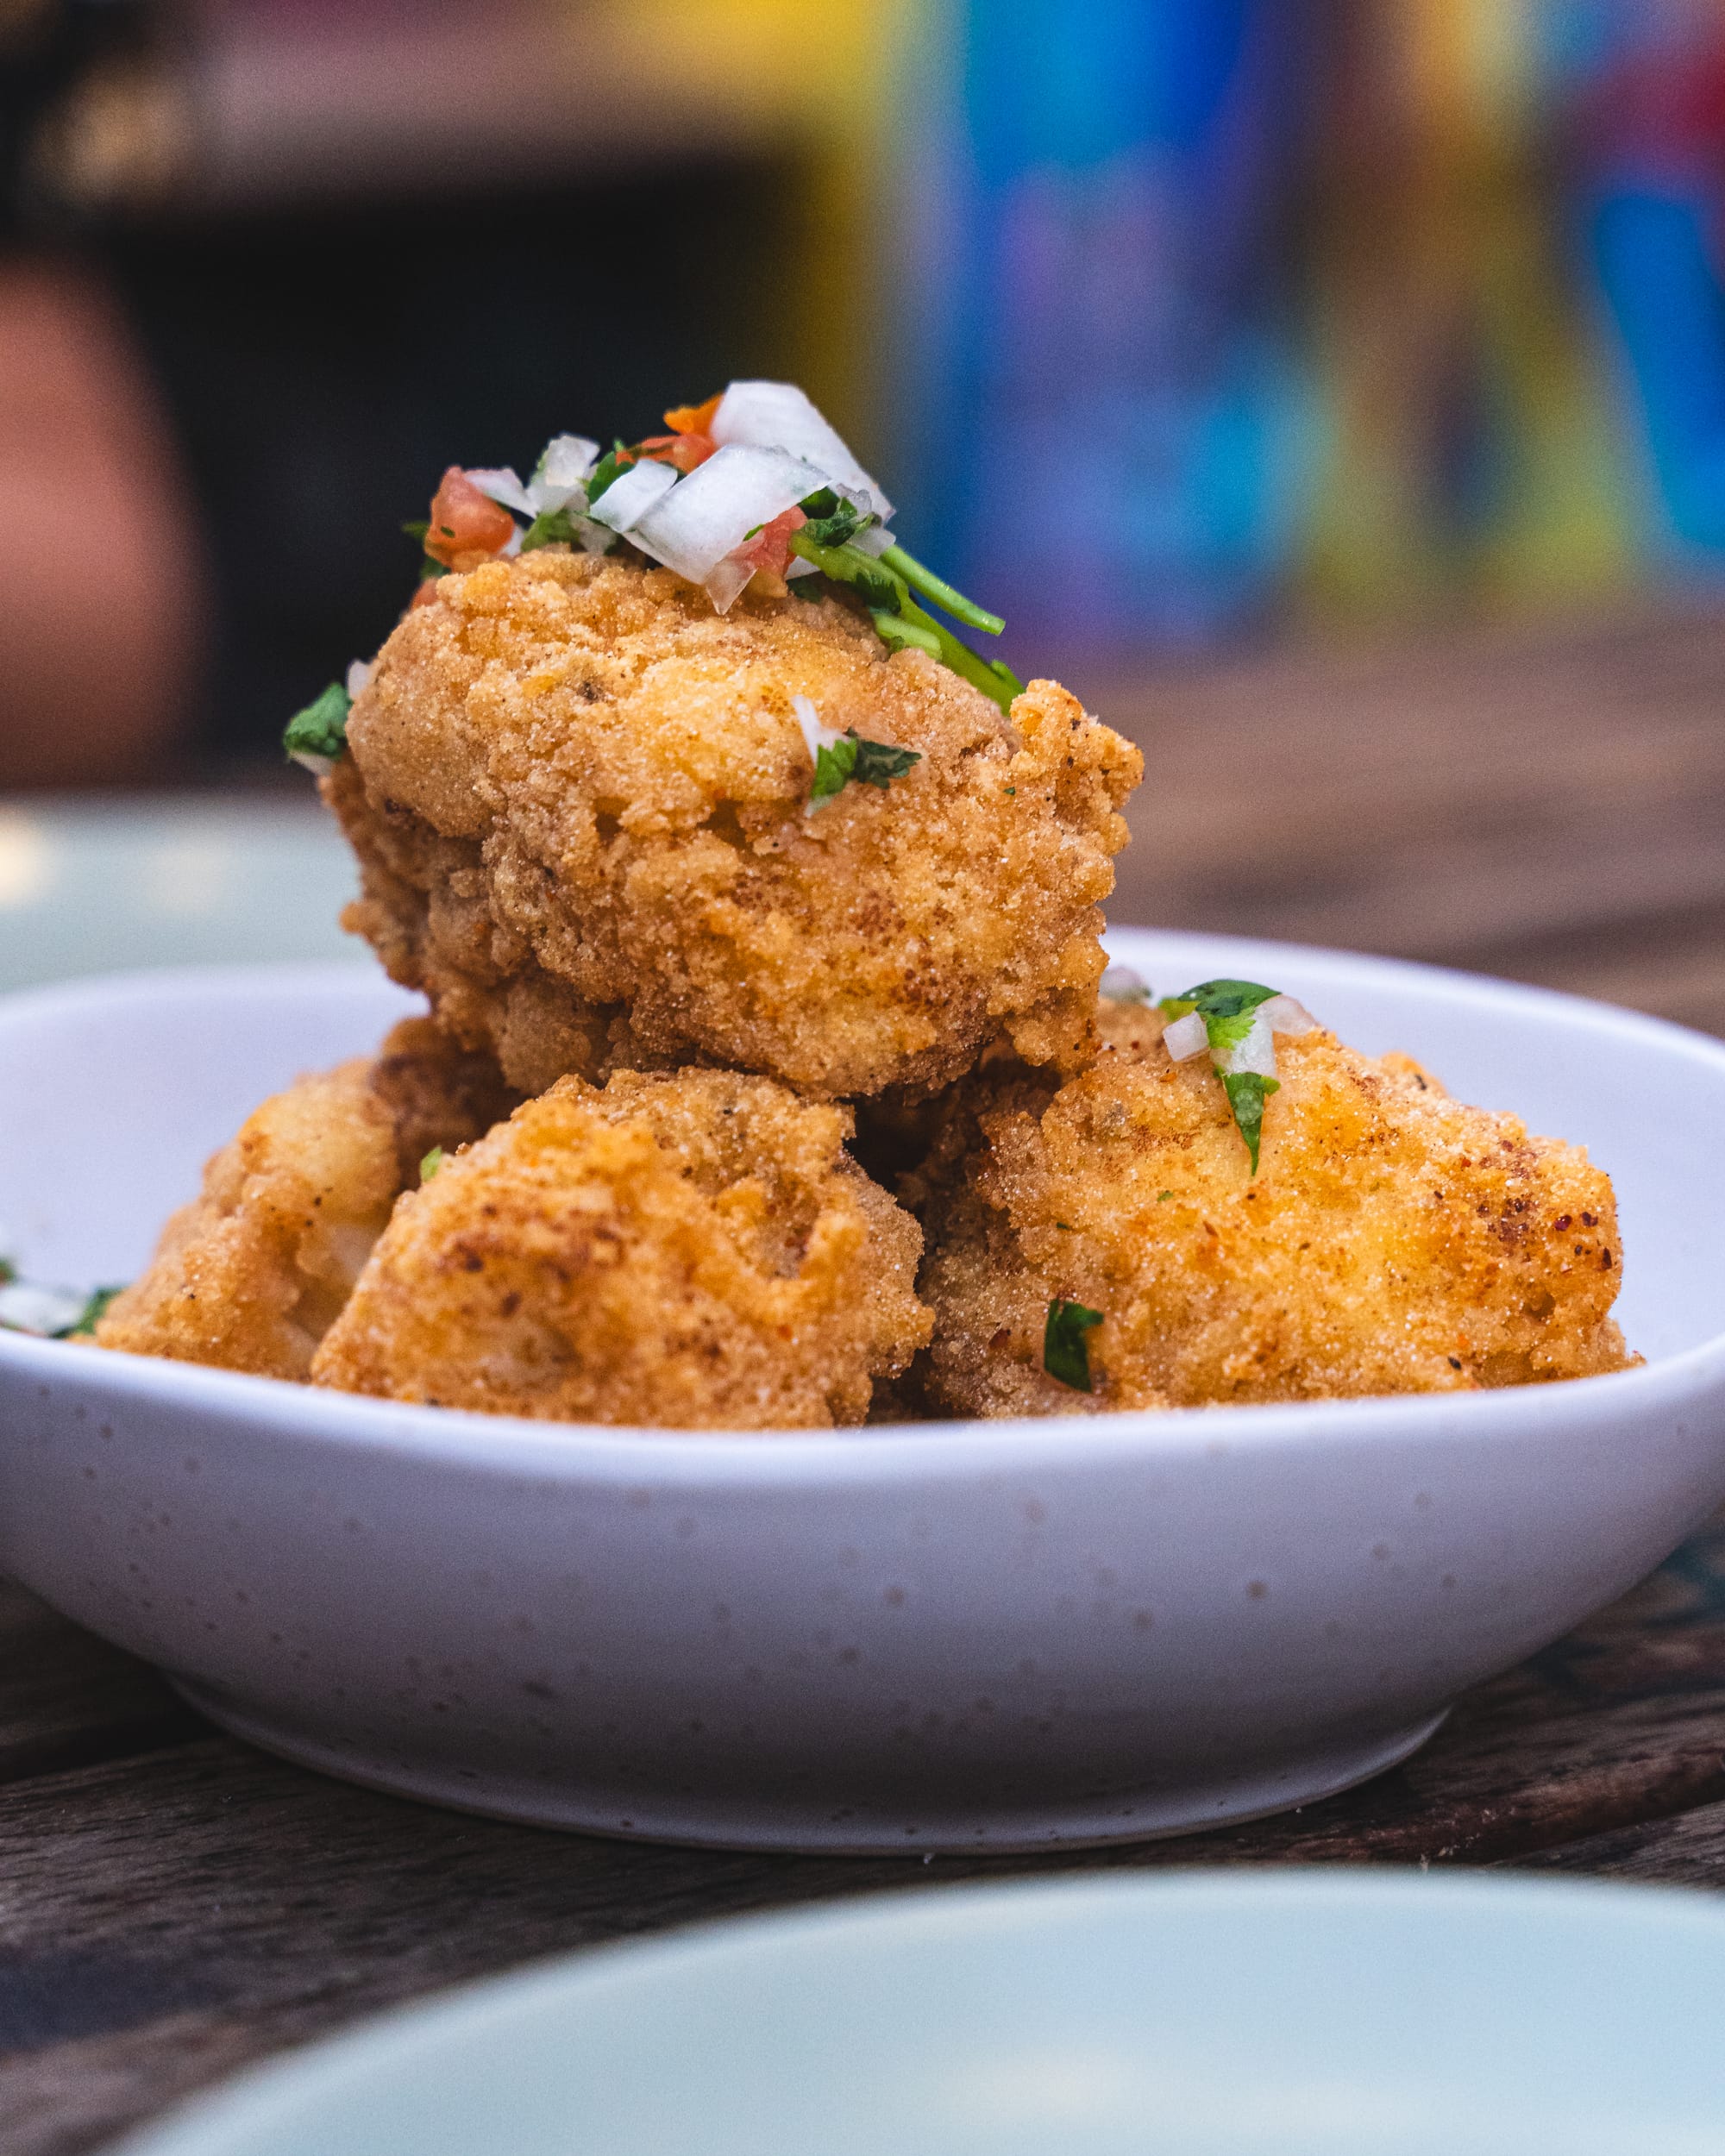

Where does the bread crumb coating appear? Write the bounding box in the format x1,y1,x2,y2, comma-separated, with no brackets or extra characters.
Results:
329,548,1139,1099
310,1066,931,1428
919,1008,1636,1417
97,1020,514,1380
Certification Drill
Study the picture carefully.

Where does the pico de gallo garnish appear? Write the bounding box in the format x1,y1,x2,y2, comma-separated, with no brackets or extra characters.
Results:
284,382,1024,785
1156,981,1320,1173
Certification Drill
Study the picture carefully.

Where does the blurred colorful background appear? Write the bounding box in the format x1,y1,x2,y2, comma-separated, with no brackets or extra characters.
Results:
6,0,1725,782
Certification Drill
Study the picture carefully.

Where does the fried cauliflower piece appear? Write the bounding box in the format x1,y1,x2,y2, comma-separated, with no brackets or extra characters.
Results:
327,548,1140,1100
96,1019,517,1380
919,1014,1635,1417
310,1067,932,1429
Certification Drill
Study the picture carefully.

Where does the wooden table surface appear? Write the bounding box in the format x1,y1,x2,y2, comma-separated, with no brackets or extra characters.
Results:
9,603,1725,2153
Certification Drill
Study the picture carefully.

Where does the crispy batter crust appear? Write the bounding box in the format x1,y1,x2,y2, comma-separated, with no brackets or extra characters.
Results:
95,1020,517,1381
310,1067,932,1428
328,549,1140,1099
919,1018,1636,1417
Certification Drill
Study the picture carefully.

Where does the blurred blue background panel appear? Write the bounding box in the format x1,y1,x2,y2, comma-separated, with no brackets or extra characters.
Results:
926,0,1312,655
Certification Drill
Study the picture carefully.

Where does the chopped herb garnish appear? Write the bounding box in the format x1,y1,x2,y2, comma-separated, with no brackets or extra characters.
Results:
1158,981,1285,1171
283,682,353,774
0,1257,13,1286
1220,1072,1280,1175
585,441,632,506
401,518,430,542
787,530,1024,714
54,1286,123,1338
1157,979,1277,1039
797,486,867,548
1044,1299,1104,1392
521,504,580,552
1157,1189,1173,1201
807,730,920,809
877,542,1006,636
420,1147,445,1183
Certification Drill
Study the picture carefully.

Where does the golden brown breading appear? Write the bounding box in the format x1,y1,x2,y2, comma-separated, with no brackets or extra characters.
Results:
328,548,1141,1100
920,1022,1635,1417
310,1067,932,1428
96,1019,518,1381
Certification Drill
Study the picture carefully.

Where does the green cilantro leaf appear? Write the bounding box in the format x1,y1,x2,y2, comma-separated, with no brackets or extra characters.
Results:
1157,979,1277,1029
808,734,857,806
1220,1073,1280,1175
1157,981,1285,1171
521,504,580,552
585,442,633,506
1157,981,1278,1057
420,1147,445,1183
1044,1299,1104,1392
807,730,921,810
798,487,866,548
53,1285,124,1338
401,518,430,542
851,737,921,788
0,1257,13,1286
283,682,353,773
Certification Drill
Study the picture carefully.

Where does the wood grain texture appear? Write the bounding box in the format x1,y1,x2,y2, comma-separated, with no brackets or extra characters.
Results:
1096,603,1725,1037
9,607,1725,2151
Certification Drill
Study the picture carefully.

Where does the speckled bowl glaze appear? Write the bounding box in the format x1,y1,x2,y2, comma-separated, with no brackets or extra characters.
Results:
3,936,1724,1852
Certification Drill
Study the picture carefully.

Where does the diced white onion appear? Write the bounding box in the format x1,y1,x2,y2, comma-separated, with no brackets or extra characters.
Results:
1215,1010,1277,1079
290,752,335,778
0,1281,87,1336
500,525,523,558
574,517,615,556
850,523,896,556
1260,993,1318,1037
1099,964,1150,1003
702,554,757,615
531,434,599,509
345,658,373,699
710,381,894,522
629,444,825,582
791,693,842,766
586,458,679,536
466,466,536,517
1163,1011,1209,1062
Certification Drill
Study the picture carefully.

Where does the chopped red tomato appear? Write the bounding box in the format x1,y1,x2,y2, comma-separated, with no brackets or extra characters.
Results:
637,391,724,474
636,430,715,474
663,392,722,436
732,505,806,580
423,467,517,568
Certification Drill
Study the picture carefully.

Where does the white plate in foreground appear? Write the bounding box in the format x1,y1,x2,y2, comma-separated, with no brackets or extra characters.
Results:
110,1871,1725,2155
2,931,1724,1852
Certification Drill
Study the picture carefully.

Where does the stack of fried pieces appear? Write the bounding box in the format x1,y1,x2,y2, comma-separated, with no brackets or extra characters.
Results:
97,550,1634,1425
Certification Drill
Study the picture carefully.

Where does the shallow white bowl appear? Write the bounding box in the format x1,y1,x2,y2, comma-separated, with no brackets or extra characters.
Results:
112,1871,1725,2156
3,932,1724,1852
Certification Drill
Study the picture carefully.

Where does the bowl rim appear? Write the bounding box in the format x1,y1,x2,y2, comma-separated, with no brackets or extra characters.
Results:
5,939,1722,1485
5,1322,1721,1490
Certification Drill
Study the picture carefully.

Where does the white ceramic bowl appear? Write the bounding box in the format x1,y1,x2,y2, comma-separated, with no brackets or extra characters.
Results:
3,931,1723,1853
109,1871,1725,2156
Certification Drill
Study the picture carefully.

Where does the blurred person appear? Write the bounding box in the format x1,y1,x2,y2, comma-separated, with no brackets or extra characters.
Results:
1,0,203,788
0,252,204,787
